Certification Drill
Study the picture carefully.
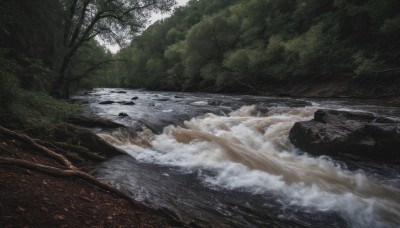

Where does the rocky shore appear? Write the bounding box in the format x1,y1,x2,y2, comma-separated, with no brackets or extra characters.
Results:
289,109,400,161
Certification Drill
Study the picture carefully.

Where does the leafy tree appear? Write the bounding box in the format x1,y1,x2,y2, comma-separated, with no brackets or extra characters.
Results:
52,0,175,98
113,0,400,92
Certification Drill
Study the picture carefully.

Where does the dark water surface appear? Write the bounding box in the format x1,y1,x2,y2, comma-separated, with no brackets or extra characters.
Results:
74,88,400,228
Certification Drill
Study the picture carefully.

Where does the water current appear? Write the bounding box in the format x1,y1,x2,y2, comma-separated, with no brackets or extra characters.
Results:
74,88,400,227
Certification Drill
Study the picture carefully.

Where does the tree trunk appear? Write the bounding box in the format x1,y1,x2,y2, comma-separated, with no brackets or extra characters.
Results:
51,55,71,99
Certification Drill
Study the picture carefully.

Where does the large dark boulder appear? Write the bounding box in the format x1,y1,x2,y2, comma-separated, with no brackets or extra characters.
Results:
289,109,400,159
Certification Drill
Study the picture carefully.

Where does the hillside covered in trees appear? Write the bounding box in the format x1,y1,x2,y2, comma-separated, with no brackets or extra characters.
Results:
2,0,399,104
107,0,400,96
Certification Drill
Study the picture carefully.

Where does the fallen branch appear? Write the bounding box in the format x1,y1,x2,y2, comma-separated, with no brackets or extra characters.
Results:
0,157,132,203
32,139,87,163
0,126,76,169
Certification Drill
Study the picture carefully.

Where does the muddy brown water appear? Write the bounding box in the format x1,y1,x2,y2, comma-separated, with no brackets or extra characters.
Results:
74,88,400,228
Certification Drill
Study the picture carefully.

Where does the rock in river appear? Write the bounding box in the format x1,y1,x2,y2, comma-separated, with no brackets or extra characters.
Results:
289,109,400,160
110,91,127,94
122,101,135,105
99,100,114,105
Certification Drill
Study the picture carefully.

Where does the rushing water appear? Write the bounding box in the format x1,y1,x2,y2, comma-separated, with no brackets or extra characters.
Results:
74,88,400,228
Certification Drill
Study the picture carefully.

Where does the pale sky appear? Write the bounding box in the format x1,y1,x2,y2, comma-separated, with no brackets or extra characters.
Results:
104,0,190,53
148,0,190,24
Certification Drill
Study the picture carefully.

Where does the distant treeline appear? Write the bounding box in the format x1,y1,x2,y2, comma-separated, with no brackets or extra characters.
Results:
109,0,400,92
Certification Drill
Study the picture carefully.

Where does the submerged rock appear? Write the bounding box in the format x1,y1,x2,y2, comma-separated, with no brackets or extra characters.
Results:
154,98,170,101
122,101,135,105
289,109,400,160
131,96,139,100
119,112,129,117
110,91,127,94
99,100,114,105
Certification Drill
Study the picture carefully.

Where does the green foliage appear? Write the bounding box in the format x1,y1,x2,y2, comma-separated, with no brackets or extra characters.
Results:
67,40,119,92
8,91,80,129
3,0,399,97
0,50,79,128
0,50,21,108
224,49,250,75
380,15,400,34
353,52,382,77
71,0,399,92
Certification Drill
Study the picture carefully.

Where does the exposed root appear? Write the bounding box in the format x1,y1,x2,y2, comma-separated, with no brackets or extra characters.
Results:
0,157,133,203
53,141,107,161
0,125,76,169
51,124,126,158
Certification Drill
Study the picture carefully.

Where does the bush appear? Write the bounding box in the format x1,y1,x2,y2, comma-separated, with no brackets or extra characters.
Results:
353,52,382,77
0,50,21,108
9,91,80,129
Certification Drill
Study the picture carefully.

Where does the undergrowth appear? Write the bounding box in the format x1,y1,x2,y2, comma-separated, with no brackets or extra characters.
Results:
0,91,80,131
0,50,80,131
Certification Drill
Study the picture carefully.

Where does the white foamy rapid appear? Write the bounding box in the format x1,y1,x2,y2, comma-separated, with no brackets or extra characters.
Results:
99,106,400,227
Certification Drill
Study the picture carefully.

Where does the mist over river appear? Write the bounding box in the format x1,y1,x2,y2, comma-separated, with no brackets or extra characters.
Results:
74,88,400,228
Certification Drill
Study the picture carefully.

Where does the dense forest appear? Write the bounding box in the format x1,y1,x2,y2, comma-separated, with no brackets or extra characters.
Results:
108,0,400,93
1,0,400,127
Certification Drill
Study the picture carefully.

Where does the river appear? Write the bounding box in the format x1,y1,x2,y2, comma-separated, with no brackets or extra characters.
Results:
74,88,400,228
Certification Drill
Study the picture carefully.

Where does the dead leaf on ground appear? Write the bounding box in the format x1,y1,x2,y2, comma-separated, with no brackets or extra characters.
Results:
54,214,65,220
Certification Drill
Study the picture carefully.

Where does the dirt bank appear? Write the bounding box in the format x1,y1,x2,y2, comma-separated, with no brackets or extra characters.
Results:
262,73,400,105
0,124,187,227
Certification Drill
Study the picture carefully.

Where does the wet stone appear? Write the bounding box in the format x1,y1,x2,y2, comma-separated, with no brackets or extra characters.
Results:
289,109,400,160
122,101,135,105
99,101,114,105
118,112,129,117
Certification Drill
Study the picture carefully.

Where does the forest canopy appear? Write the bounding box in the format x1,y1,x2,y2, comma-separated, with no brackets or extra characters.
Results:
108,0,400,92
1,0,400,101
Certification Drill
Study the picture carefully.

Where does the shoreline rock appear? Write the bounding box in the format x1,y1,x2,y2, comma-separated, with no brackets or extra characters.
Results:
289,109,400,160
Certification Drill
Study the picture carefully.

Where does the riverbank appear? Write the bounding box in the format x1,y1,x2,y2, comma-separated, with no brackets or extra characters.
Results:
237,73,400,106
262,74,400,105
138,73,400,106
0,123,186,227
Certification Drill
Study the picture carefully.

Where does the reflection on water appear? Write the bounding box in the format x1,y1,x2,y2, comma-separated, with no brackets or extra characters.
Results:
75,89,400,228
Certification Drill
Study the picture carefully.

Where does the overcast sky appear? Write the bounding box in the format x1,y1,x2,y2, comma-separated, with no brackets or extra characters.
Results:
149,0,190,24
104,0,190,53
